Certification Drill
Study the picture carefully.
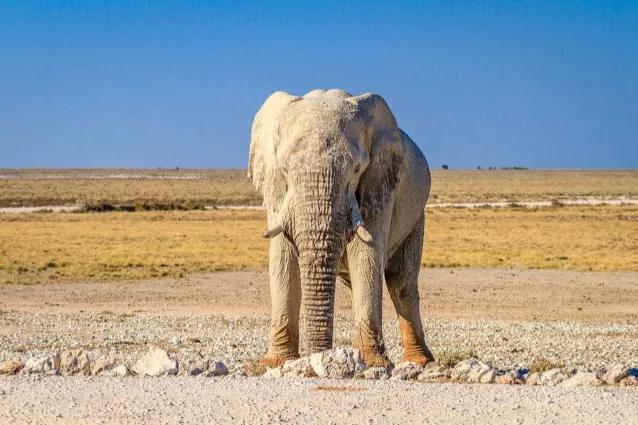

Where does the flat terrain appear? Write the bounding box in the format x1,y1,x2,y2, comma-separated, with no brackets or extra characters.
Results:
1,376,636,425
1,269,637,371
1,168,637,207
2,268,636,324
1,269,637,423
1,168,637,424
1,205,636,284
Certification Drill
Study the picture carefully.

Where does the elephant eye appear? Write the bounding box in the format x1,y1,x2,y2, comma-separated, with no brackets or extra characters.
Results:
354,165,360,174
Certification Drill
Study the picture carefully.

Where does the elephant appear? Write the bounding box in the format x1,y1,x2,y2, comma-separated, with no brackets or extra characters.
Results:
248,89,434,368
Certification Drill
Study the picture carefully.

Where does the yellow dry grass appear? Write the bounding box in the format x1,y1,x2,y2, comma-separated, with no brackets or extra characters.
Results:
1,169,637,207
1,205,636,284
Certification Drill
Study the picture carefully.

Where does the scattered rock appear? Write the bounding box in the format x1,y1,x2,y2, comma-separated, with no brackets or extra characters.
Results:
60,349,91,375
450,358,495,383
263,366,282,378
417,363,448,382
101,365,131,377
0,358,24,375
280,357,315,378
494,370,524,385
91,356,117,376
526,368,573,386
22,354,61,375
132,346,178,377
204,360,229,377
309,348,365,379
560,372,603,387
188,366,205,376
391,362,424,380
183,359,208,376
601,364,629,385
360,367,390,380
619,376,638,387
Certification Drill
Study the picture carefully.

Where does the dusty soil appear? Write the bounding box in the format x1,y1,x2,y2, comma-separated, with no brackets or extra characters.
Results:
2,268,636,323
1,376,636,425
1,268,637,424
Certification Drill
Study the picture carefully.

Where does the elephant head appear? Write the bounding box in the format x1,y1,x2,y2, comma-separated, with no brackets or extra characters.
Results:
249,89,403,354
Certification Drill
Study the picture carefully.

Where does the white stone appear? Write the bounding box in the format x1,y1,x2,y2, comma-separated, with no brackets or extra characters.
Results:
204,360,229,377
360,367,390,380
450,358,495,384
263,366,283,378
560,372,603,388
60,349,91,375
132,346,178,377
391,362,424,380
23,354,61,375
281,357,315,378
527,368,573,386
92,356,117,376
309,348,365,379
417,363,448,382
494,370,524,385
101,365,131,377
601,364,629,385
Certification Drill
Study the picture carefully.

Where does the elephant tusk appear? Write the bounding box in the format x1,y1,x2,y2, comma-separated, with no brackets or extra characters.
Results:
349,195,373,243
262,225,283,239
355,222,373,243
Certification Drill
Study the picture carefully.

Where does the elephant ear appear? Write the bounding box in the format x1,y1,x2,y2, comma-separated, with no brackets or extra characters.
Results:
248,91,299,210
353,93,405,220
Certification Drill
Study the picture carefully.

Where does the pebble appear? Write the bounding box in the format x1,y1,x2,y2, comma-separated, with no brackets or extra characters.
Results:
560,372,603,388
451,358,496,383
0,358,24,375
600,364,629,384
309,348,365,379
60,349,91,375
360,367,390,380
22,354,61,375
417,363,448,382
204,360,229,377
391,362,424,380
132,346,178,377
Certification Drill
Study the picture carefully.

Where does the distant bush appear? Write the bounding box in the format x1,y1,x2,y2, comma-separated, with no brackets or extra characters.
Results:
501,166,529,170
441,164,449,170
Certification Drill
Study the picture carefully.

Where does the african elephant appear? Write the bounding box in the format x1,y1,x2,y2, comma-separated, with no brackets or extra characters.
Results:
248,89,434,368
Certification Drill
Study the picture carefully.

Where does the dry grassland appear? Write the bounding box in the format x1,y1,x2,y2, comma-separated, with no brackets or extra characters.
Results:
1,169,637,207
1,205,636,284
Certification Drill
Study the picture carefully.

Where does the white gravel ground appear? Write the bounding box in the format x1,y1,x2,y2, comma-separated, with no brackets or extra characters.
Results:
2,311,637,373
1,375,636,424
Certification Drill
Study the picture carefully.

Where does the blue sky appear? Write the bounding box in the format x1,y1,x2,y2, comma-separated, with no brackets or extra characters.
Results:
1,1,637,168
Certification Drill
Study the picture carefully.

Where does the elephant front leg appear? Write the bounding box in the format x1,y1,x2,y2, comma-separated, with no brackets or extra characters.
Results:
347,242,391,368
260,235,301,368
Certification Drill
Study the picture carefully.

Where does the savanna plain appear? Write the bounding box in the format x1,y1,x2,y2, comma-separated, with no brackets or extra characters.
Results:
0,169,637,424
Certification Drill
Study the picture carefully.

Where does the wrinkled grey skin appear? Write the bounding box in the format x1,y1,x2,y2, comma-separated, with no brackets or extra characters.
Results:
248,89,433,367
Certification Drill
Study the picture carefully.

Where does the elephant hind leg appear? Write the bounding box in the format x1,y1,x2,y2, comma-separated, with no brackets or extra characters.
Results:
385,214,434,365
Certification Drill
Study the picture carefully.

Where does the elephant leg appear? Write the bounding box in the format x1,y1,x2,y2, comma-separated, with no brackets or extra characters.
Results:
260,234,301,367
347,241,391,368
386,214,434,366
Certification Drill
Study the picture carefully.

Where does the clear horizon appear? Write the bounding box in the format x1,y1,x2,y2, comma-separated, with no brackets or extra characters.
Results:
1,1,637,169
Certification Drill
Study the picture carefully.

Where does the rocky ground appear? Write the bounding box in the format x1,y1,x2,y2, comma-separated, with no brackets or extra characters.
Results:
1,268,637,423
1,375,637,425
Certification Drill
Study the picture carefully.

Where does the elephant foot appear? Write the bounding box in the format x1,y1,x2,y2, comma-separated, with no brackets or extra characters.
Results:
258,353,299,369
401,352,432,366
399,318,435,366
363,351,393,369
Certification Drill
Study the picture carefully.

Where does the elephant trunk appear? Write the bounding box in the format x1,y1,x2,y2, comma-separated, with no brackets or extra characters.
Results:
293,169,345,354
